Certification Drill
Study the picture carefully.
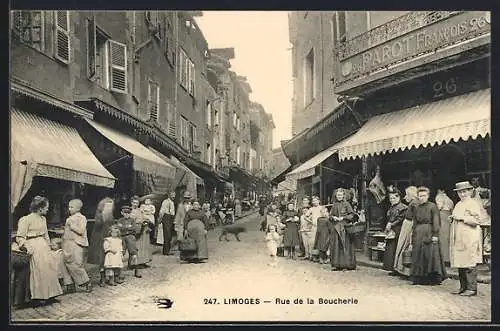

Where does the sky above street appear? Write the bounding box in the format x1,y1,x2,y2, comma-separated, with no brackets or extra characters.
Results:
195,11,292,149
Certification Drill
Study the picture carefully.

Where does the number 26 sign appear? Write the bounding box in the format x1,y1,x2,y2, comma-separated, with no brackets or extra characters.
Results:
432,77,458,98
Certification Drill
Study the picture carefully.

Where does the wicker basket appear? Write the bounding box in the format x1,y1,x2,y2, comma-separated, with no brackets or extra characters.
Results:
11,251,31,268
345,222,366,235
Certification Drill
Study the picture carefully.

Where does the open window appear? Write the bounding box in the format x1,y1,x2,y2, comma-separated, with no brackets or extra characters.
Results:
88,22,128,93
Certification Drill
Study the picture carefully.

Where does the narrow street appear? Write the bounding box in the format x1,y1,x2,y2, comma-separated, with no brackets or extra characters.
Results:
11,212,490,322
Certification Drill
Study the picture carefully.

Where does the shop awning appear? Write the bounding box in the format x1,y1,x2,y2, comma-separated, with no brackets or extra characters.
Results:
11,110,116,209
149,148,202,186
285,147,339,181
338,89,490,161
85,119,175,177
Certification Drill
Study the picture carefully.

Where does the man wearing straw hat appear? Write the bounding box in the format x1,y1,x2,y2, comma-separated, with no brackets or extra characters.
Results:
174,191,193,243
449,181,484,296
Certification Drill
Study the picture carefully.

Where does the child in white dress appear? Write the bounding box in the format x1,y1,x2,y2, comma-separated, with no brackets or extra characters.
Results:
265,224,281,266
103,226,124,286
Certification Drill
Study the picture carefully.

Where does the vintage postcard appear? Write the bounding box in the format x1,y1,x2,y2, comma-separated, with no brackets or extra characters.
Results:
9,10,491,323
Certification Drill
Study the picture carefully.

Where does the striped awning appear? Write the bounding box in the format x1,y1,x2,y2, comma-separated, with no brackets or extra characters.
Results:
339,89,490,161
85,119,175,177
285,146,339,181
11,109,116,188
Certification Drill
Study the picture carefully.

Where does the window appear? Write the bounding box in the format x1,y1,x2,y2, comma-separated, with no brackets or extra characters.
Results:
236,146,241,165
206,101,212,129
233,112,237,127
89,25,128,93
12,11,44,52
237,117,241,131
188,123,197,152
55,11,71,63
304,48,315,107
207,143,212,165
366,11,371,31
178,48,195,95
180,117,188,148
148,81,160,122
214,109,219,126
336,11,346,42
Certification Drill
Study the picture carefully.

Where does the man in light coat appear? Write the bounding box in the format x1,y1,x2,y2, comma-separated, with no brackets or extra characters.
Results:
449,181,484,296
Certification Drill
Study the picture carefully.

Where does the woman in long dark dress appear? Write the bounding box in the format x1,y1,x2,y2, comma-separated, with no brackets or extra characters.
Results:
409,187,447,285
182,201,209,263
282,202,300,260
87,197,115,286
329,188,356,271
313,207,331,264
382,186,408,274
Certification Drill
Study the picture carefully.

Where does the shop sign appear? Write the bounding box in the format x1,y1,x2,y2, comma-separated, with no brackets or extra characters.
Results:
337,11,490,85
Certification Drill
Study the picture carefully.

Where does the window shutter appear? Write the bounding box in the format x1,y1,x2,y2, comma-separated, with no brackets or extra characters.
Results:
87,17,96,77
11,11,22,37
108,40,127,93
168,102,177,137
55,11,70,63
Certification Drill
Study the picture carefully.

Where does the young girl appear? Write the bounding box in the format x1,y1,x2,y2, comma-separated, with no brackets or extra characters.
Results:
265,224,281,266
282,202,300,260
49,238,73,292
313,207,331,264
140,198,156,244
103,226,124,286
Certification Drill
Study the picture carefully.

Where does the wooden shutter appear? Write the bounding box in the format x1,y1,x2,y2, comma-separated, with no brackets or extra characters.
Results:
55,11,70,63
108,40,127,93
168,101,177,137
148,82,159,122
87,17,96,77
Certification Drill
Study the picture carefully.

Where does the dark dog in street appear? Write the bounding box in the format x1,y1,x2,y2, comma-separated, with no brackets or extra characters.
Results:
219,224,247,241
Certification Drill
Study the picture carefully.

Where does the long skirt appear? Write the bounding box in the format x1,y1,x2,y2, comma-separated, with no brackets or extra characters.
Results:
439,210,451,263
411,223,447,282
283,222,301,247
136,229,152,265
383,225,401,271
393,219,413,276
24,237,63,300
182,219,209,261
313,219,330,252
329,224,356,269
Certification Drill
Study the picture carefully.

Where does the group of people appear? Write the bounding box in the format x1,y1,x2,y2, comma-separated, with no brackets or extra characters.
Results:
385,180,489,296
263,188,360,271
10,189,214,308
261,179,489,297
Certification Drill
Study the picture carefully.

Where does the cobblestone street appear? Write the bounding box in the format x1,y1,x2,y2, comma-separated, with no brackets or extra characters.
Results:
11,212,491,323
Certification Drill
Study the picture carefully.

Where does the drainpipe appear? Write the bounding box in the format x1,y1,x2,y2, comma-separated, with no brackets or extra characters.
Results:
174,12,179,142
320,13,324,115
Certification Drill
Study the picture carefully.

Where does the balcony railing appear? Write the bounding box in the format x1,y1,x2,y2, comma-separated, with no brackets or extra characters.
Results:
336,11,462,60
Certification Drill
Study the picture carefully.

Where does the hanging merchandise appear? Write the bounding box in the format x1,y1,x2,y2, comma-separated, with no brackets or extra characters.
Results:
368,166,386,204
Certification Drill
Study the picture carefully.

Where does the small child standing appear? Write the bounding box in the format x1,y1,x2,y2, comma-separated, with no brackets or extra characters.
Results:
49,238,74,292
140,198,156,244
103,226,124,286
265,224,281,267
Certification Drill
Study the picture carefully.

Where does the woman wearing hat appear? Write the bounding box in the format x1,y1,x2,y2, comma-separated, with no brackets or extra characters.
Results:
383,186,408,275
449,181,483,296
174,191,192,243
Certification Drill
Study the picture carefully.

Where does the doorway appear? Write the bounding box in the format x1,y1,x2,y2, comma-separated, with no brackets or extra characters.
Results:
431,144,466,201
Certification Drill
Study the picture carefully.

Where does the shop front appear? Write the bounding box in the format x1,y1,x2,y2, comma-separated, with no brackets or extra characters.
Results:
337,85,490,259
10,109,116,228
79,118,176,217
